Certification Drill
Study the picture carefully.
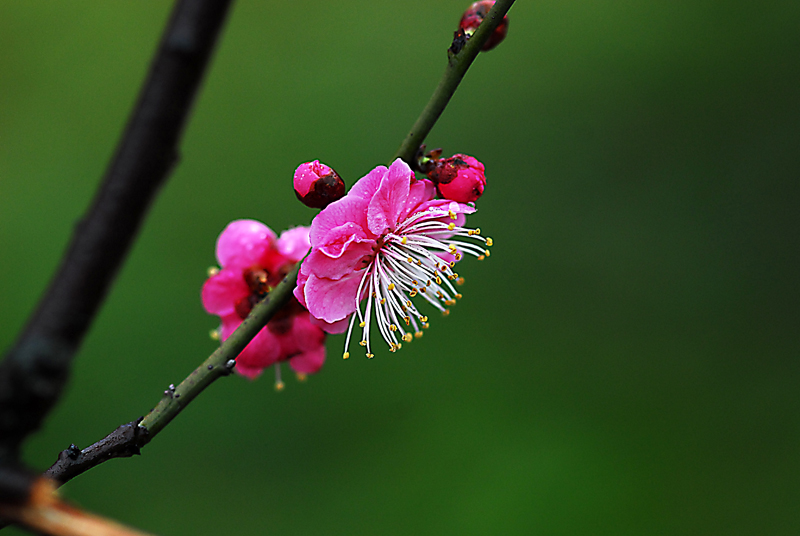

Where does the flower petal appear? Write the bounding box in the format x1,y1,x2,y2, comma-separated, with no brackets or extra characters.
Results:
277,226,311,262
310,315,350,334
294,270,309,308
348,164,387,201
318,222,372,259
403,178,436,219
289,346,326,374
201,269,248,316
302,239,375,281
291,313,327,352
309,194,372,248
367,158,412,235
303,271,364,323
234,327,281,379
216,220,276,270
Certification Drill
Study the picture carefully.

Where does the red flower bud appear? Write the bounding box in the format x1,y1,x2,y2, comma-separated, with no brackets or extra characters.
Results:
293,160,346,209
428,154,486,203
459,1,509,52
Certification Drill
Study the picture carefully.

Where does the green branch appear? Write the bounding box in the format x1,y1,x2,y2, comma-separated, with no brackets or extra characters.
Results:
139,263,299,437
393,0,515,165
45,264,300,483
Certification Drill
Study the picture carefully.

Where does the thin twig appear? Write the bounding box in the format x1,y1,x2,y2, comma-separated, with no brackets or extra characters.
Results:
0,0,235,462
1,477,158,536
393,0,515,165
45,265,299,485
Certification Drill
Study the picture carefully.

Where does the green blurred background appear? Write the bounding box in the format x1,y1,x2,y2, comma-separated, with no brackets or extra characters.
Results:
1,1,799,534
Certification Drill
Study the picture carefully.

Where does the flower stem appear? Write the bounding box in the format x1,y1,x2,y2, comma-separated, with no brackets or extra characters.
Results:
393,0,515,165
45,264,300,484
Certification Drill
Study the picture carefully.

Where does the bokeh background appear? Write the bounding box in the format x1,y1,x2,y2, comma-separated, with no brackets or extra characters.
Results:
1,1,799,534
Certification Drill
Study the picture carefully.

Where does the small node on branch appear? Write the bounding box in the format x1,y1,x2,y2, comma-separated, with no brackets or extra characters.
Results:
449,28,469,56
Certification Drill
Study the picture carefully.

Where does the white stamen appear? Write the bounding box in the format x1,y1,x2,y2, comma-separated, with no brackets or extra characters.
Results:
340,204,489,359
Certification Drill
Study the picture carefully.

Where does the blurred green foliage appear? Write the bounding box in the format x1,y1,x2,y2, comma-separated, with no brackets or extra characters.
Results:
1,1,798,534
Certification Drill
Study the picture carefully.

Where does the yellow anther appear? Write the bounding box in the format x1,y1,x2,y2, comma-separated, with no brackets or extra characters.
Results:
423,322,430,329
416,259,422,266
449,244,457,252
449,261,456,267
412,280,418,285
275,381,285,392
420,316,428,322
475,228,481,235
359,340,367,346
407,256,414,263
467,230,475,236
343,352,350,360
457,277,465,285
455,293,463,299
372,291,377,298
485,237,493,246
403,333,413,343
436,276,442,284
397,343,403,350
455,254,462,261
359,321,366,328
452,272,459,278
409,290,418,297
387,283,395,291
477,255,485,260
420,287,426,293
447,223,455,231
448,210,457,220
404,316,411,325
389,345,397,353
414,331,423,339
209,329,220,341
484,249,491,257
380,298,386,305
445,299,456,306
406,300,412,307
207,266,219,277
390,324,398,332
442,309,450,317
296,373,307,382
367,353,375,359
401,237,407,244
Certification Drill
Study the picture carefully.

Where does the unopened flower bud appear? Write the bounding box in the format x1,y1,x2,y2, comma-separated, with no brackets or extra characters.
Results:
294,160,345,209
459,1,509,52
428,154,486,203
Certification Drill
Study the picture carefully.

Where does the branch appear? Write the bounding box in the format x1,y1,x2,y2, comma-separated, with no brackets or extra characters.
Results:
1,477,158,536
393,0,515,165
45,265,299,485
0,0,235,462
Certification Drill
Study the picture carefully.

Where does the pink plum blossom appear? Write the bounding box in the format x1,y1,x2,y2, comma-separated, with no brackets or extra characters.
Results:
202,220,325,384
295,158,493,359
293,160,345,209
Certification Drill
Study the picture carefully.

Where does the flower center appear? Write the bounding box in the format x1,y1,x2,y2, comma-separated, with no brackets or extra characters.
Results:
341,205,492,359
